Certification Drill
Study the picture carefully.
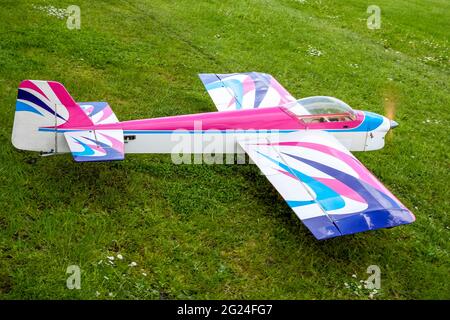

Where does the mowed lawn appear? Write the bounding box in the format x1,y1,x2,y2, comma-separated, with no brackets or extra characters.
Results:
0,0,449,299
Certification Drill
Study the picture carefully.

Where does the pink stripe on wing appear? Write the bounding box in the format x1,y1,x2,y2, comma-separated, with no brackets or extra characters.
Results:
277,168,299,181
315,177,366,204
272,141,400,202
269,78,295,104
277,168,365,204
242,76,255,95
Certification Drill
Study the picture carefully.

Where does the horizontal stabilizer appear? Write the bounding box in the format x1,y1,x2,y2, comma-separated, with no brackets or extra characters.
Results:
64,129,124,162
79,102,119,125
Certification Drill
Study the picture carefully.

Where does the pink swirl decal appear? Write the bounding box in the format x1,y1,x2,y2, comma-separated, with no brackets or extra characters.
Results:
97,132,124,152
270,141,402,205
97,107,114,123
19,80,49,100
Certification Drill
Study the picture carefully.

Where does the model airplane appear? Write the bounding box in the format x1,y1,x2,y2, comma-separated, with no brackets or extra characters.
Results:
11,73,415,239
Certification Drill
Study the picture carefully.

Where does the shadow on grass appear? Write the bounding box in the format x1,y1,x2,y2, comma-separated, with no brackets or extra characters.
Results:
19,151,134,214
17,150,403,267
231,162,396,257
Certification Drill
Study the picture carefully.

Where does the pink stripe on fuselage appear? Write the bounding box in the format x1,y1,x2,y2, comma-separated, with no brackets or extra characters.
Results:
93,107,305,131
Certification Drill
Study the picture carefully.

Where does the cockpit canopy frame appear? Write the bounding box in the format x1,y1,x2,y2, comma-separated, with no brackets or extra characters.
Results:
286,96,357,123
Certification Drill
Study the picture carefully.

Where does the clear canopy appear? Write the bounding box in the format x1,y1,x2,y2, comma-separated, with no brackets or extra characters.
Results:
286,96,355,116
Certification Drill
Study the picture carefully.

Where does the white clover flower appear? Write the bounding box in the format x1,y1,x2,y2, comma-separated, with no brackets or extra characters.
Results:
107,256,115,261
117,254,123,260
32,4,68,20
129,261,137,267
142,272,147,276
307,46,323,57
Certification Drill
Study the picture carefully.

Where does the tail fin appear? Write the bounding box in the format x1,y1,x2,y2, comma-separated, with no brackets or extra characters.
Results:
12,80,94,153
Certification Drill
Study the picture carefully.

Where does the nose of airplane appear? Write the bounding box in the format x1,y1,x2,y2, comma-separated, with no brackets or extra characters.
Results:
390,119,399,129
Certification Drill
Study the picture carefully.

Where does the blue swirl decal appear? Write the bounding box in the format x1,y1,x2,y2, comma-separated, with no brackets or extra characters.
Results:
257,151,345,211
15,101,43,116
17,89,66,120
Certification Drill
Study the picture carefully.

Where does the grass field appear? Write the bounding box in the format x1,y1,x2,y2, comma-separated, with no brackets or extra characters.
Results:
0,0,449,299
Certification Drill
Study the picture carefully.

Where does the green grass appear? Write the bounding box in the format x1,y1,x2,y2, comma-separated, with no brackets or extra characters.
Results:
0,0,449,299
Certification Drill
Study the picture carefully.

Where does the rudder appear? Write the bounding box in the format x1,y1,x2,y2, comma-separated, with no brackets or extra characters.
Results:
12,80,93,153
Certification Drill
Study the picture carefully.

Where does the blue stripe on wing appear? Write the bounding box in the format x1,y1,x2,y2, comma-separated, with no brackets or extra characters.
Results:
257,152,345,211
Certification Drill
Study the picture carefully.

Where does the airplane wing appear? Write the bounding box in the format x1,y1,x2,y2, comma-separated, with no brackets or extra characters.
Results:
199,72,307,112
238,131,415,240
63,129,124,162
